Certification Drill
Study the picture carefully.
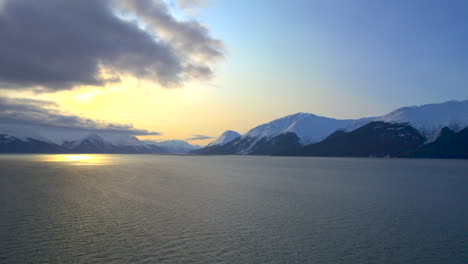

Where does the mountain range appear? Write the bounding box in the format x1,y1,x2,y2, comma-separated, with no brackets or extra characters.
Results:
0,124,200,154
193,100,468,159
1,100,467,158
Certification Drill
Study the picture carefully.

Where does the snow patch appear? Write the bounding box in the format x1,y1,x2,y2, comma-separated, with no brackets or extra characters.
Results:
241,112,373,152
377,100,468,141
207,130,240,147
144,140,200,153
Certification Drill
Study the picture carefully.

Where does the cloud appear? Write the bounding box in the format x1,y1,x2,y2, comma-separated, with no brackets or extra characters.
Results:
185,134,214,141
119,0,224,73
0,0,224,92
0,96,160,135
176,0,207,10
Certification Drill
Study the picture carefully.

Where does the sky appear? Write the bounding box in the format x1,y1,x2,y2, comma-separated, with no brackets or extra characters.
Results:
0,0,467,145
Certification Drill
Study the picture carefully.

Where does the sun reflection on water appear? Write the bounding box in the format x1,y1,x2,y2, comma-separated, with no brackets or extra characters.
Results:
39,154,112,165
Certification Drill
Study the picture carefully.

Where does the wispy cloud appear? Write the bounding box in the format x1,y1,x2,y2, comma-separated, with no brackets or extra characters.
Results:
176,0,207,10
119,0,224,74
185,134,214,141
0,0,224,92
0,96,160,135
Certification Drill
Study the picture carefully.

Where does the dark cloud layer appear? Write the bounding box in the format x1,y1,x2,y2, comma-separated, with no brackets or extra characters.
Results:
185,134,214,141
0,96,160,135
0,0,223,91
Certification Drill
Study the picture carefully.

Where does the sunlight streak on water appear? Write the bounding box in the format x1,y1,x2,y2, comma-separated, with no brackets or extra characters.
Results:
37,154,113,165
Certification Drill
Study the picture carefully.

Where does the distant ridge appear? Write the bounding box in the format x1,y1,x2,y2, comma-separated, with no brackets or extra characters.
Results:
0,125,198,154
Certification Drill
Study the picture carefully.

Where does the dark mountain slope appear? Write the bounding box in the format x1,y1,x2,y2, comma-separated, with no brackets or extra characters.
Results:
248,133,301,155
193,132,301,156
286,121,426,157
406,127,468,159
192,137,251,155
0,134,65,153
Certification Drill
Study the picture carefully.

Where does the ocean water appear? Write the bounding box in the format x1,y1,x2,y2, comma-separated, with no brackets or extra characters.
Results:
0,154,466,264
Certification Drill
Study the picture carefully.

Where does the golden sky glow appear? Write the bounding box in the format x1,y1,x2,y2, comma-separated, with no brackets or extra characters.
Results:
29,76,247,146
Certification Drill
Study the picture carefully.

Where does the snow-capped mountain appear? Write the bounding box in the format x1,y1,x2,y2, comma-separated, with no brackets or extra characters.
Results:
193,100,468,157
198,113,374,155
0,123,53,143
69,133,115,153
0,124,185,154
242,113,372,146
66,133,168,154
0,124,148,148
144,140,200,153
206,130,240,147
377,100,468,141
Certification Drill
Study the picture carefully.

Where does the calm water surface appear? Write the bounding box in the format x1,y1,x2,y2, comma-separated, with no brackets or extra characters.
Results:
0,154,467,263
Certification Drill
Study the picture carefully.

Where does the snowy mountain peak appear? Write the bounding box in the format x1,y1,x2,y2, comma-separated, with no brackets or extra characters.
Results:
243,112,370,146
207,130,240,147
97,134,143,147
144,140,200,153
82,133,103,142
377,100,468,141
71,133,105,148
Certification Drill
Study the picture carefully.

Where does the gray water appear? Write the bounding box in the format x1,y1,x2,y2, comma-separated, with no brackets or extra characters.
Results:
0,155,466,264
